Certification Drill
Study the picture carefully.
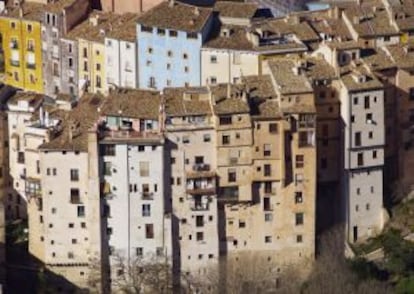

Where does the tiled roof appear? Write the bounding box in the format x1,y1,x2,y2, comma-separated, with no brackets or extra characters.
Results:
325,40,363,50
341,64,383,91
266,59,313,94
214,1,258,19
308,18,353,41
384,42,414,69
211,84,250,115
40,93,105,151
65,11,118,43
8,91,44,107
101,88,161,119
2,2,45,22
204,25,307,52
106,13,140,42
343,1,400,37
301,57,337,81
164,87,213,117
362,47,395,71
137,1,212,32
255,18,320,42
45,0,80,13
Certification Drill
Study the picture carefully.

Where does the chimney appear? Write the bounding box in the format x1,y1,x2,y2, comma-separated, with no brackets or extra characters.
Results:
194,7,200,16
169,0,175,7
227,83,231,98
18,7,23,18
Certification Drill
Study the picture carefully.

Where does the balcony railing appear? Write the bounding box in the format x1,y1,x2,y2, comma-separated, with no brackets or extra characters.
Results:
186,185,215,195
191,202,209,211
141,191,154,200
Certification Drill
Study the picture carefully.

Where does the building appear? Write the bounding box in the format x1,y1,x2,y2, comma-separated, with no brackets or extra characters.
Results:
136,1,214,89
338,64,386,243
28,94,103,292
105,14,139,90
97,89,172,291
66,11,118,95
41,0,90,97
100,0,163,14
0,2,44,92
164,87,219,277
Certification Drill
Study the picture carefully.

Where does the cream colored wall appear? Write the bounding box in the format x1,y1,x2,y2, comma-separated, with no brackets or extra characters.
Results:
201,49,259,85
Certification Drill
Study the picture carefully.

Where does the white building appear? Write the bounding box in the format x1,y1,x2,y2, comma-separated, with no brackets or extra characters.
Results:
97,89,171,289
339,66,386,243
105,15,139,90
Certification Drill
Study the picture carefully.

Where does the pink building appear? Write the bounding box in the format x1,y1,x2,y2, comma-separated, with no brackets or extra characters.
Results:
100,0,164,13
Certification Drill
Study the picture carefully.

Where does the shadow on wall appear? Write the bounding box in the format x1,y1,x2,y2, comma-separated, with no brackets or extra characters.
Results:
5,225,86,294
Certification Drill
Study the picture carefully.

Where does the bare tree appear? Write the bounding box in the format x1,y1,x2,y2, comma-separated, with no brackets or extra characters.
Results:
88,253,172,294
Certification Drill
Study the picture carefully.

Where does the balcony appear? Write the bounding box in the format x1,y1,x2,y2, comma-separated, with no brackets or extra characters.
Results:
25,178,41,200
191,201,209,211
141,191,154,200
218,186,239,202
101,129,162,144
186,164,216,179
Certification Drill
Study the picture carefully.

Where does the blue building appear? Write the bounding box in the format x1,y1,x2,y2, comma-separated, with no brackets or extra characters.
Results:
136,1,213,90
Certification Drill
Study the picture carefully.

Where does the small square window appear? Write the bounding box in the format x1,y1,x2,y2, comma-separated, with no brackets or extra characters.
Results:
265,236,272,243
296,235,303,243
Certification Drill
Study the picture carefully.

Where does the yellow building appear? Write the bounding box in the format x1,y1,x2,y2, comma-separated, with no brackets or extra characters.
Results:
0,3,44,93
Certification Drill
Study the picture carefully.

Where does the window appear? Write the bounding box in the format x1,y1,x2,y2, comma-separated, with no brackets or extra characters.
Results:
183,136,190,144
355,132,361,146
297,235,303,243
53,168,57,176
228,169,236,182
366,203,370,210
265,236,272,243
364,96,370,109
369,131,373,139
353,97,358,105
187,32,198,39
167,50,173,57
83,48,87,58
357,153,364,166
103,162,111,176
70,169,79,181
145,224,154,239
96,63,101,71
102,144,115,156
157,28,165,35
265,213,273,222
196,216,204,227
72,239,77,244
210,55,217,63
410,88,414,100
264,164,271,176
183,53,188,59
203,134,211,142
148,47,153,54
18,152,25,164
142,204,151,217
263,197,271,211
68,252,74,259
196,232,204,241
77,206,85,217
373,150,377,158
141,25,152,33
295,213,304,225
222,135,230,145
351,115,355,123
11,22,16,29
169,30,177,37
269,123,278,133
96,76,102,88
264,144,271,156
210,76,217,84
136,247,143,256
295,155,304,168
366,113,373,122
219,116,232,125
184,66,189,73
295,192,303,203
70,189,80,204
139,161,149,177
